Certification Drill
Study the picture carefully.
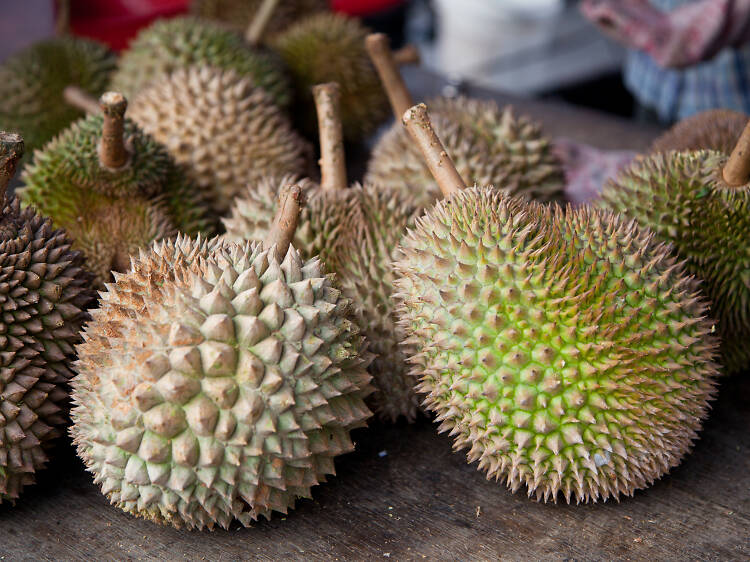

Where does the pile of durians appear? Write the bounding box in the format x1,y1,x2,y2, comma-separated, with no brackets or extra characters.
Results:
0,0,745,532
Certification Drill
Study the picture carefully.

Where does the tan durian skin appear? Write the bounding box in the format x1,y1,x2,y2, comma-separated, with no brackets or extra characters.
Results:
366,96,566,207
650,109,748,154
129,66,311,214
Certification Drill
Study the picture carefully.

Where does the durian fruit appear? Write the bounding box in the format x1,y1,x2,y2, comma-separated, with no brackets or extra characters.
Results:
270,13,390,141
70,185,374,529
0,132,95,502
650,109,748,154
129,65,311,215
393,104,720,502
364,34,565,207
110,16,290,108
600,120,750,374
0,37,116,155
20,92,214,287
191,0,328,42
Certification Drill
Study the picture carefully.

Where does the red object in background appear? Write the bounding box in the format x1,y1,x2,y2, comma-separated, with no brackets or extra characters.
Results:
331,0,404,17
68,0,189,51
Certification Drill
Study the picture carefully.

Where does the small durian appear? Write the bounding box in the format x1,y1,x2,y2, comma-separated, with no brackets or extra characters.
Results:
0,37,116,155
70,185,373,529
393,104,719,502
270,13,389,141
0,132,95,502
601,120,750,374
20,92,213,286
129,65,311,215
364,34,565,207
650,109,748,154
110,16,290,108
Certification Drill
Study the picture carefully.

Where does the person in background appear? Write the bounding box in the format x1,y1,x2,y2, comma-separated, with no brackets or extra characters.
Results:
581,0,750,123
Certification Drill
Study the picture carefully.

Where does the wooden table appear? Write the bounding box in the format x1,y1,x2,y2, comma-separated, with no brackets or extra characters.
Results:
1,69,747,561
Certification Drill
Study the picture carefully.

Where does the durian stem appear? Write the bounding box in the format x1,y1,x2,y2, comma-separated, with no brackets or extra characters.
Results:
55,0,70,37
245,0,280,46
393,44,420,67
64,86,101,114
366,33,415,120
98,92,129,170
723,119,750,186
313,83,347,192
0,132,24,201
403,103,465,198
264,184,305,261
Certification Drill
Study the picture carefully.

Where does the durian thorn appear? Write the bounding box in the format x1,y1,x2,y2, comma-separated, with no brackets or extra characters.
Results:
245,0,280,46
63,85,100,114
98,91,130,170
402,103,466,197
55,0,70,37
0,131,24,201
366,33,415,120
313,82,347,191
264,183,306,260
722,118,750,186
393,44,421,67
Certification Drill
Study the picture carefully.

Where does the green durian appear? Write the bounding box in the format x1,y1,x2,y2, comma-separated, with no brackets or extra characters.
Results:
393,104,719,503
0,37,116,155
20,92,213,286
600,137,750,373
70,188,374,529
0,133,96,502
271,13,389,141
650,109,748,154
111,16,290,108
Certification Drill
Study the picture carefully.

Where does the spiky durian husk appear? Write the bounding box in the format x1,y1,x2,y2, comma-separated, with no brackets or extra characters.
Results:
0,195,95,502
130,66,311,215
190,0,328,41
111,17,290,108
393,186,719,502
600,150,750,373
70,235,373,529
650,109,748,154
271,13,389,142
365,97,566,207
335,184,422,422
222,174,360,270
0,37,116,155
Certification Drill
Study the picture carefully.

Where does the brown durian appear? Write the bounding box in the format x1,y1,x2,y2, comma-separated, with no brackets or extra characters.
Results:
650,109,748,154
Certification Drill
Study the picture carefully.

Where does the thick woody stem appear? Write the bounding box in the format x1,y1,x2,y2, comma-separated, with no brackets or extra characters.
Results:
55,0,70,36
245,0,280,46
64,86,101,114
723,119,750,186
393,44,420,66
264,184,305,261
313,83,347,192
0,132,24,201
98,92,129,169
365,33,414,120
403,103,465,198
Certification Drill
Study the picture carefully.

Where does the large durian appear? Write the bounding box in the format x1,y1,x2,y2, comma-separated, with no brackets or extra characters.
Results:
650,109,747,154
0,37,116,155
393,104,719,502
20,92,213,286
0,132,95,502
70,186,373,529
364,34,565,207
110,16,290,108
129,65,311,215
270,13,389,141
600,121,750,374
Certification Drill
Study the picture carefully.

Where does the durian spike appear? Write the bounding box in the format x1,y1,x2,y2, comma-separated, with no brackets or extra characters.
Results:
402,103,465,197
264,183,305,261
392,44,420,67
722,118,750,186
0,132,24,201
55,0,70,37
245,0,280,46
98,92,129,169
366,33,414,120
313,82,347,192
63,86,100,114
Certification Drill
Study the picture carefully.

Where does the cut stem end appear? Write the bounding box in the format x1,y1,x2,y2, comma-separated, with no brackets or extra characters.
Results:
313,82,347,192
98,91,129,170
264,184,305,261
0,132,24,201
365,33,415,120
